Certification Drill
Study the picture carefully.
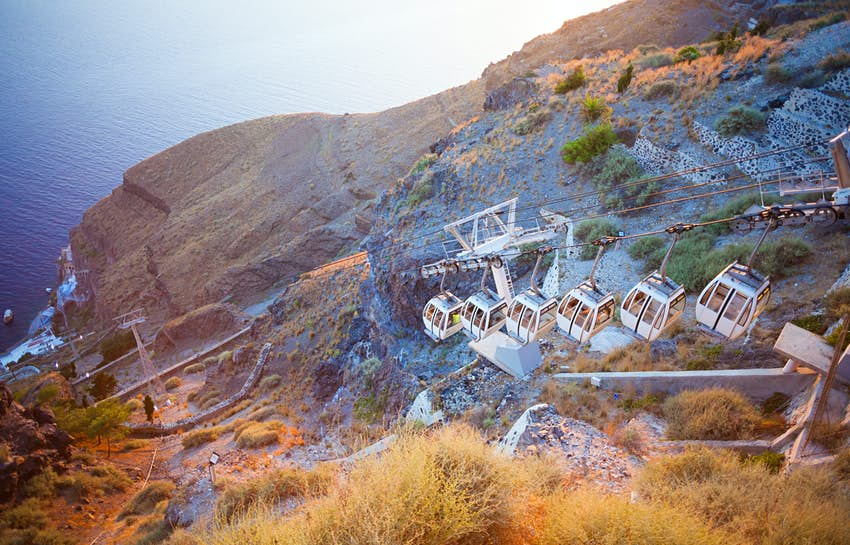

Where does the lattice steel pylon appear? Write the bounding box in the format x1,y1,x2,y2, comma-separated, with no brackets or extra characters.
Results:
114,309,164,395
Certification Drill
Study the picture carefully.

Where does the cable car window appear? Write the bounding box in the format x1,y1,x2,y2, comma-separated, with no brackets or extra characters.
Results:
737,301,752,326
574,304,591,328
707,284,730,312
756,286,771,310
625,290,647,314
508,303,523,322
491,306,506,324
559,296,579,316
699,284,714,306
472,308,484,329
669,293,686,316
425,304,436,322
641,299,661,326
653,306,666,329
540,305,557,325
723,292,747,321
449,309,461,324
597,300,614,325
462,304,474,321
434,310,445,328
520,308,534,328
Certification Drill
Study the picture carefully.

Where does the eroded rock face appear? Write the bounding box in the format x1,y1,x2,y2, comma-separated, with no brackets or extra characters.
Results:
483,78,538,111
153,303,251,355
0,383,73,501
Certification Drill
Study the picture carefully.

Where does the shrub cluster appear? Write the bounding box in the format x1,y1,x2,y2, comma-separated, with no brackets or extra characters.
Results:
674,45,700,63
554,65,586,94
714,105,766,136
574,219,618,260
99,330,135,364
764,62,791,83
233,420,283,449
638,53,673,68
181,425,226,449
580,94,611,123
644,80,679,100
120,481,175,518
560,123,618,164
819,50,850,72
513,108,551,135
628,236,665,260
165,376,182,390
183,362,205,375
663,387,761,440
578,146,653,210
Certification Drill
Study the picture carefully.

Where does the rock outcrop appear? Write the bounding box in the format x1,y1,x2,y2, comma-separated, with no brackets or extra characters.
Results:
0,382,73,500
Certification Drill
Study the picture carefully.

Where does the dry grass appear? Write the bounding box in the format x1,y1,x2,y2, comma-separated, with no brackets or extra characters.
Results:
181,425,227,449
663,388,761,440
638,447,850,545
173,425,726,545
120,481,175,518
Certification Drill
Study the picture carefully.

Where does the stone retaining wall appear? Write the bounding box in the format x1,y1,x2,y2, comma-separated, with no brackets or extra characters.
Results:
127,342,272,437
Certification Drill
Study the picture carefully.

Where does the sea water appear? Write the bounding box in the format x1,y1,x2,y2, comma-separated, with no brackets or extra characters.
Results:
0,0,620,351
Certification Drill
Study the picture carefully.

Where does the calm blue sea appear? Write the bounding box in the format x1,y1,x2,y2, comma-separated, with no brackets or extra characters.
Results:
0,0,620,351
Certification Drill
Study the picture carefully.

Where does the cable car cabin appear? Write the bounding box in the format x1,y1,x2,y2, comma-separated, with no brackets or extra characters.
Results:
556,281,615,344
422,292,464,342
460,291,508,342
505,290,558,344
621,273,687,341
695,262,771,340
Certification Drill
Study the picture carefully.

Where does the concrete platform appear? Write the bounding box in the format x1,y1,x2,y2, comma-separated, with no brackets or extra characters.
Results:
553,368,816,401
469,332,542,378
773,322,850,385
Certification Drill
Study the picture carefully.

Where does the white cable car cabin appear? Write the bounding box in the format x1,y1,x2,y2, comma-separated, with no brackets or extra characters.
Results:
422,292,464,342
505,249,558,344
556,280,615,343
621,228,688,341
461,290,508,342
695,261,770,340
621,273,686,341
556,240,616,344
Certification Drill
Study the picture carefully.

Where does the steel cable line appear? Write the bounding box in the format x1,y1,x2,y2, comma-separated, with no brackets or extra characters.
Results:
371,139,830,256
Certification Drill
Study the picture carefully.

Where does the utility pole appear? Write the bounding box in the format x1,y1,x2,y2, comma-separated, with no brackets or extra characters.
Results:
114,309,164,395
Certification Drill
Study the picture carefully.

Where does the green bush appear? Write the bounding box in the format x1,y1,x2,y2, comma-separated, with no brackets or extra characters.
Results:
578,146,652,209
714,105,766,136
89,372,118,401
574,219,618,260
181,425,226,449
554,65,586,93
644,80,679,100
826,287,850,321
698,192,780,235
99,330,135,364
616,63,634,93
663,387,760,440
809,11,846,31
819,50,850,72
580,94,611,123
164,376,182,390
125,398,143,412
764,62,791,83
183,363,205,375
408,153,437,176
121,481,175,518
754,238,811,276
513,108,551,135
55,465,132,498
628,236,665,260
561,123,618,164
405,172,435,208
674,46,700,63
216,466,336,521
639,53,674,68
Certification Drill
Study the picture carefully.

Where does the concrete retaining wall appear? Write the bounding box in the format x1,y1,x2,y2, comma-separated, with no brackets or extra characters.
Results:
127,342,272,437
553,368,817,402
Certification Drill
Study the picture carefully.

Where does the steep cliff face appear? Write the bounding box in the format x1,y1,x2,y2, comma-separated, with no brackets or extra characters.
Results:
71,83,484,324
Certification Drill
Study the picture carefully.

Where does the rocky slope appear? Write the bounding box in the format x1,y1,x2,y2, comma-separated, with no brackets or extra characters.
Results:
66,0,774,332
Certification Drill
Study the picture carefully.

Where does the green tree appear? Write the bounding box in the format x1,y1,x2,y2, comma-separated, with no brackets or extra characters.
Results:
87,399,131,458
89,372,117,401
561,124,618,164
143,395,155,422
554,65,586,93
617,63,634,93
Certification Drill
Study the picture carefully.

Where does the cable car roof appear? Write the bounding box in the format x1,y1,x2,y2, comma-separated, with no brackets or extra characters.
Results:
718,262,768,291
568,280,610,305
640,272,684,299
513,289,557,310
466,290,505,310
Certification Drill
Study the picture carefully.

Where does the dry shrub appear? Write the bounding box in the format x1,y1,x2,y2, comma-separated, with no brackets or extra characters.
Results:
120,481,175,518
184,363,205,375
54,465,132,499
638,447,850,545
215,465,336,522
165,376,182,390
663,387,760,440
539,382,609,428
181,425,226,449
538,490,721,545
183,425,727,545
